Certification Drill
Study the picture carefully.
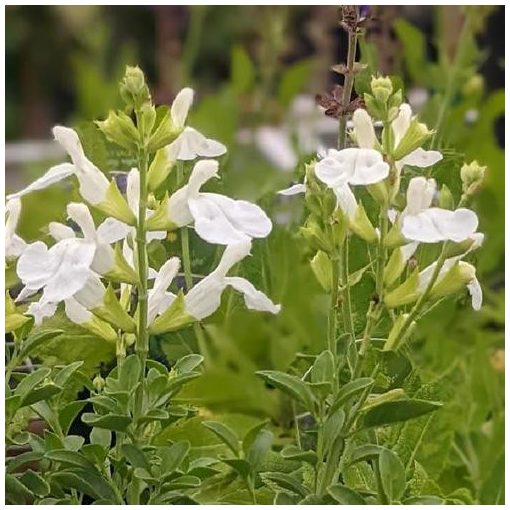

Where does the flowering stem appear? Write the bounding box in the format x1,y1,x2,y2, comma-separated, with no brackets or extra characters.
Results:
134,148,150,420
328,254,340,369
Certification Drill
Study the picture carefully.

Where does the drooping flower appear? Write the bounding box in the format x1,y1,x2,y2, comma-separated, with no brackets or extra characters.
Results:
162,159,272,245
5,198,27,259
149,242,280,332
7,127,135,224
165,88,227,161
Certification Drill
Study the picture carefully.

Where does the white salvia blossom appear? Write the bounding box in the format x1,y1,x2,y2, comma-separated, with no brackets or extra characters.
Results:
148,242,280,324
166,88,227,161
16,237,96,305
7,127,110,205
166,159,272,245
352,106,442,171
5,198,27,259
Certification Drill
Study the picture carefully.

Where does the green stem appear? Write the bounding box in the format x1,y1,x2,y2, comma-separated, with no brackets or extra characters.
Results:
328,255,340,371
337,28,358,149
134,148,150,424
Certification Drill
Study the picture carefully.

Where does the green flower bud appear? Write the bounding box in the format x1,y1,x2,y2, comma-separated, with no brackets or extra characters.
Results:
384,313,416,351
363,93,385,120
310,250,332,292
438,184,454,209
300,218,334,254
93,375,106,392
138,103,157,143
371,76,393,103
350,204,378,243
147,148,174,191
460,160,486,194
120,65,151,110
393,119,433,160
387,89,403,110
384,268,420,308
430,261,475,300
96,111,140,151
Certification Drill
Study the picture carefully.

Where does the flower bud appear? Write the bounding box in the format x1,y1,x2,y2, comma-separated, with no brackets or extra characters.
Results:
371,76,393,104
138,104,157,143
363,93,385,120
147,148,174,191
384,313,416,351
460,160,486,195
93,374,106,392
120,65,151,110
387,89,403,110
438,184,454,209
310,250,332,292
300,218,334,254
430,261,476,300
384,268,420,308
350,204,378,243
393,119,433,160
96,111,140,151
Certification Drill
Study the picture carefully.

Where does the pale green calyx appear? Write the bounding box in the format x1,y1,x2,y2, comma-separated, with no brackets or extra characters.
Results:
392,119,433,161
94,180,137,226
370,75,393,103
96,111,140,151
460,160,486,194
350,204,379,244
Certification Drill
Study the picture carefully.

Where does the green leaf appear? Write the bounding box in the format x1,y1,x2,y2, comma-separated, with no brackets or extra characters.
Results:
281,445,317,466
363,399,442,428
328,484,366,504
21,383,63,407
121,444,149,470
379,449,406,503
173,354,204,374
15,367,51,398
45,449,96,470
6,473,33,504
311,350,335,384
6,395,21,419
59,401,87,435
118,354,141,391
403,496,445,505
246,429,273,471
261,472,309,498
322,409,345,455
51,470,114,501
19,469,50,498
347,444,385,466
90,427,112,449
163,475,201,490
256,370,315,410
18,329,64,360
278,59,312,108
81,413,132,431
203,421,240,456
159,441,190,473
242,419,270,454
222,458,252,479
231,46,255,95
330,378,374,414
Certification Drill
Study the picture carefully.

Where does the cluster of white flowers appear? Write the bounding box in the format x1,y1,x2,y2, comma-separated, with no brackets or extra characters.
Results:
6,87,280,336
279,98,483,311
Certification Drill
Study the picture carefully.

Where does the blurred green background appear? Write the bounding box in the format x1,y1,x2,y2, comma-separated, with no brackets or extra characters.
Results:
5,6,504,503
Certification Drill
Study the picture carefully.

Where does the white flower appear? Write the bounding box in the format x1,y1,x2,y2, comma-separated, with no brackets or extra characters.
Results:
277,183,307,196
166,88,227,161
254,126,298,171
185,241,280,320
7,127,110,205
402,176,436,216
352,106,442,171
147,257,181,324
167,159,272,245
315,148,390,188
5,198,27,259
402,206,479,244
16,238,96,304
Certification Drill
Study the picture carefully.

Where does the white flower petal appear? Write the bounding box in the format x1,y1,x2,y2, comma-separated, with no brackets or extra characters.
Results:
171,88,194,129
126,168,140,214
401,242,418,262
7,163,75,200
278,183,306,196
404,177,437,216
27,299,58,325
17,241,59,290
467,277,483,310
333,184,357,220
392,103,412,146
49,222,76,241
64,297,92,325
96,218,131,244
352,109,377,149
67,202,97,240
197,192,272,239
224,276,281,314
15,286,39,303
73,274,106,310
42,239,96,302
91,243,115,275
147,230,167,242
399,148,443,168
173,127,227,160
148,257,180,324
5,198,27,258
440,208,479,243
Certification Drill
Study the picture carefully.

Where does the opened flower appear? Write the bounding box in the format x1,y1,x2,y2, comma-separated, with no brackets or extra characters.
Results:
165,88,227,161
5,198,27,259
163,159,272,245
